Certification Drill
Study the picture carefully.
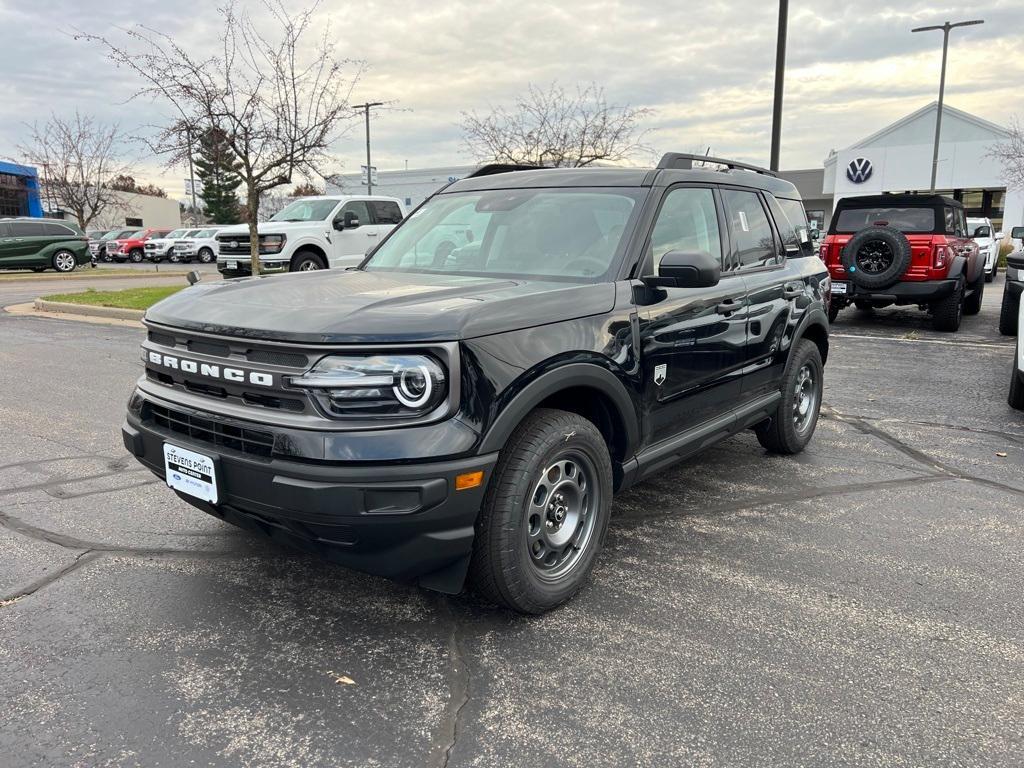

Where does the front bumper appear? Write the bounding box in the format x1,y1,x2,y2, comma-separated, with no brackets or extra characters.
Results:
829,277,957,305
122,393,496,592
217,258,289,275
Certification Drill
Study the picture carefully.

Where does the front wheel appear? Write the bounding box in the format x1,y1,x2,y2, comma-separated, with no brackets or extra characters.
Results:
1010,340,1024,410
198,247,214,264
129,249,144,263
52,249,78,273
291,251,327,272
755,339,823,455
468,408,613,614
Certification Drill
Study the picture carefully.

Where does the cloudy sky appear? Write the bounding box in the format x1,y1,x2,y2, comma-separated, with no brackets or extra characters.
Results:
1,0,1021,201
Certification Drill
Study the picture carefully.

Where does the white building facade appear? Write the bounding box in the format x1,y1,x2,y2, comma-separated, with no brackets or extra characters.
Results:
823,102,1021,233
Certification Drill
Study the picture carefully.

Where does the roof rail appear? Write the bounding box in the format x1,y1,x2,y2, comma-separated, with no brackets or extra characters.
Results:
465,163,547,178
656,153,777,177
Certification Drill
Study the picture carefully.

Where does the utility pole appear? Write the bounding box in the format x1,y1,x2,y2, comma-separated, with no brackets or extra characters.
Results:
769,0,788,172
912,19,984,192
186,125,199,223
353,101,384,194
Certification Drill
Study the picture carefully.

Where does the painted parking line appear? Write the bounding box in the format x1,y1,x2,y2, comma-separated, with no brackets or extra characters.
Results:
830,332,1014,349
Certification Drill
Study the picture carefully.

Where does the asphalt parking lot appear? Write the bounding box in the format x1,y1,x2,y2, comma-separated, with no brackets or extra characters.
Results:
1,275,1022,767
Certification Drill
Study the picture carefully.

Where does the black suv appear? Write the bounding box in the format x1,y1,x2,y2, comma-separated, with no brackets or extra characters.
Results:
122,155,831,613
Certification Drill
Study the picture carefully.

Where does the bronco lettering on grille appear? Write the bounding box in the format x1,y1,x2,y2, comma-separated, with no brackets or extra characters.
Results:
147,351,274,387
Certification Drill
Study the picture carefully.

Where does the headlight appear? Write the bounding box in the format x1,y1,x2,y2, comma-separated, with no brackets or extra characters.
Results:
289,354,447,417
260,235,286,254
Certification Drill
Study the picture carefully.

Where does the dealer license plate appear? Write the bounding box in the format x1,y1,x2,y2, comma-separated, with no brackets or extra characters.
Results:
163,443,218,504
227,260,238,270
830,282,848,295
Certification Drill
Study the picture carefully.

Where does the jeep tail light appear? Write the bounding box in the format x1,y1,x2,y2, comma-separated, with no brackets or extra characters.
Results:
818,244,828,261
933,244,949,270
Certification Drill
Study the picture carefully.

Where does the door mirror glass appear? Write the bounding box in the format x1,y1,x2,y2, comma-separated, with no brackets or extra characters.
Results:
1011,226,1024,240
647,250,720,288
973,225,991,238
344,211,360,229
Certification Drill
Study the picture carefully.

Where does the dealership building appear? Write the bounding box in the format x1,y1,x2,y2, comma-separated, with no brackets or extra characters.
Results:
330,102,1021,235
0,161,43,218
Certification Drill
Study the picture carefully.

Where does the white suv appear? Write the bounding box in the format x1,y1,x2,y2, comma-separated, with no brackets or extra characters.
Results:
173,226,225,264
968,217,1004,282
215,195,404,276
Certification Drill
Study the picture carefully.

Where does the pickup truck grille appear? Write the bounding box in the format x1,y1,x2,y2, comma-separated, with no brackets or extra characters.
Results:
145,402,275,458
217,237,251,255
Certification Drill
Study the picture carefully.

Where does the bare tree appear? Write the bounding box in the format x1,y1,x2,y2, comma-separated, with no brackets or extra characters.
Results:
17,112,134,229
461,82,653,168
77,0,364,274
989,117,1024,189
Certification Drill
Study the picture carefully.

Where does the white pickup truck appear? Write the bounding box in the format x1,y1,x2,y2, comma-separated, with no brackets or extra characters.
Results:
216,195,405,276
967,217,1004,282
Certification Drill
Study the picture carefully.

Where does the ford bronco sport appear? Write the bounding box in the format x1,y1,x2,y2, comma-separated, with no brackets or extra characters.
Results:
122,155,831,613
821,194,983,332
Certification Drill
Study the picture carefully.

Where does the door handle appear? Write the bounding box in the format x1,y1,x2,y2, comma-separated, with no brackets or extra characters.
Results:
716,298,743,315
367,232,379,237
782,282,803,300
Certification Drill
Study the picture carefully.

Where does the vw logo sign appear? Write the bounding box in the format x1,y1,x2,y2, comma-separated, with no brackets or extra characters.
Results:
846,157,873,184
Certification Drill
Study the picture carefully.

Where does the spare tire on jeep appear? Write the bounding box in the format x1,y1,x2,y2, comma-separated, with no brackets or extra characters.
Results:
840,226,912,290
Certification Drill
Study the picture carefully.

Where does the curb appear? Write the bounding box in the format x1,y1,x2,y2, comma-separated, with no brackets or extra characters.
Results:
33,299,145,321
0,270,194,283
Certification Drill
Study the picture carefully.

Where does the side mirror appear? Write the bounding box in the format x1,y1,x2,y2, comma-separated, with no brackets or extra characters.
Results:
973,225,992,238
995,231,1005,240
1012,226,1024,240
646,250,720,288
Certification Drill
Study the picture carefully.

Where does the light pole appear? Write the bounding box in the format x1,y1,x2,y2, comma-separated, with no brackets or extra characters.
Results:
353,101,384,194
769,0,788,172
912,19,984,192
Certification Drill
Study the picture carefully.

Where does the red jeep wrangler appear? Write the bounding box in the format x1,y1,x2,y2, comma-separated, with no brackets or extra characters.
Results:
820,194,983,332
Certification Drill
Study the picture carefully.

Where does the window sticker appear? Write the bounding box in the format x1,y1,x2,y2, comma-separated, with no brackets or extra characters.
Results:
738,211,750,232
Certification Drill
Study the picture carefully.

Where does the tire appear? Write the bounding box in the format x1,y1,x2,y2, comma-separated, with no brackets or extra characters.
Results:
964,270,985,316
198,247,214,264
291,251,327,272
840,226,912,290
755,339,823,455
827,301,840,324
168,252,182,264
999,287,1019,336
1010,340,1024,410
129,249,144,263
52,249,78,273
854,300,874,312
932,278,964,332
468,408,613,614
985,269,994,283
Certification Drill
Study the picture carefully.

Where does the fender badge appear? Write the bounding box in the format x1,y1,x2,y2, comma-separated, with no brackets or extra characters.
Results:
654,364,667,386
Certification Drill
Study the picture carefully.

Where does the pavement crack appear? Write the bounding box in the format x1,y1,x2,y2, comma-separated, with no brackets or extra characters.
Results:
0,467,151,499
1,549,102,605
428,595,471,768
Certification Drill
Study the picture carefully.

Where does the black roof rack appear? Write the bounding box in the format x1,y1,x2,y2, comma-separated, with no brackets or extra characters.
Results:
656,153,777,178
466,163,547,178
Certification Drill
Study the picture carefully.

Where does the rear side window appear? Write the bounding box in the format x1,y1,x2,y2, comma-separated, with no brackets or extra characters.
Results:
836,207,935,234
771,196,814,258
41,222,76,237
722,189,779,269
369,200,403,225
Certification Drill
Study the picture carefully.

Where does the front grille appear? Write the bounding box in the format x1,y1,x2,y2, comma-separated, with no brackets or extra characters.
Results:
247,349,308,367
148,331,177,348
146,402,275,458
188,339,231,357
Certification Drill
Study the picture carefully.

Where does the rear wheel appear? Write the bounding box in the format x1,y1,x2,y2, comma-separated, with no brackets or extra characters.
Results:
52,250,78,273
468,408,612,614
999,287,1019,336
964,270,985,316
291,251,327,272
827,302,840,324
932,278,964,332
755,339,823,455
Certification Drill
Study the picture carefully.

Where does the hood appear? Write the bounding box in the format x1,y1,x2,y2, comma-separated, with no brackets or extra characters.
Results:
216,220,328,236
145,269,616,343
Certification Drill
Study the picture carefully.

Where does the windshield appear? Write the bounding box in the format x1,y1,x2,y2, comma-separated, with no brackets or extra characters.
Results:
125,231,145,239
363,189,642,280
835,207,935,234
195,229,216,237
103,230,131,240
270,199,339,222
164,229,186,238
